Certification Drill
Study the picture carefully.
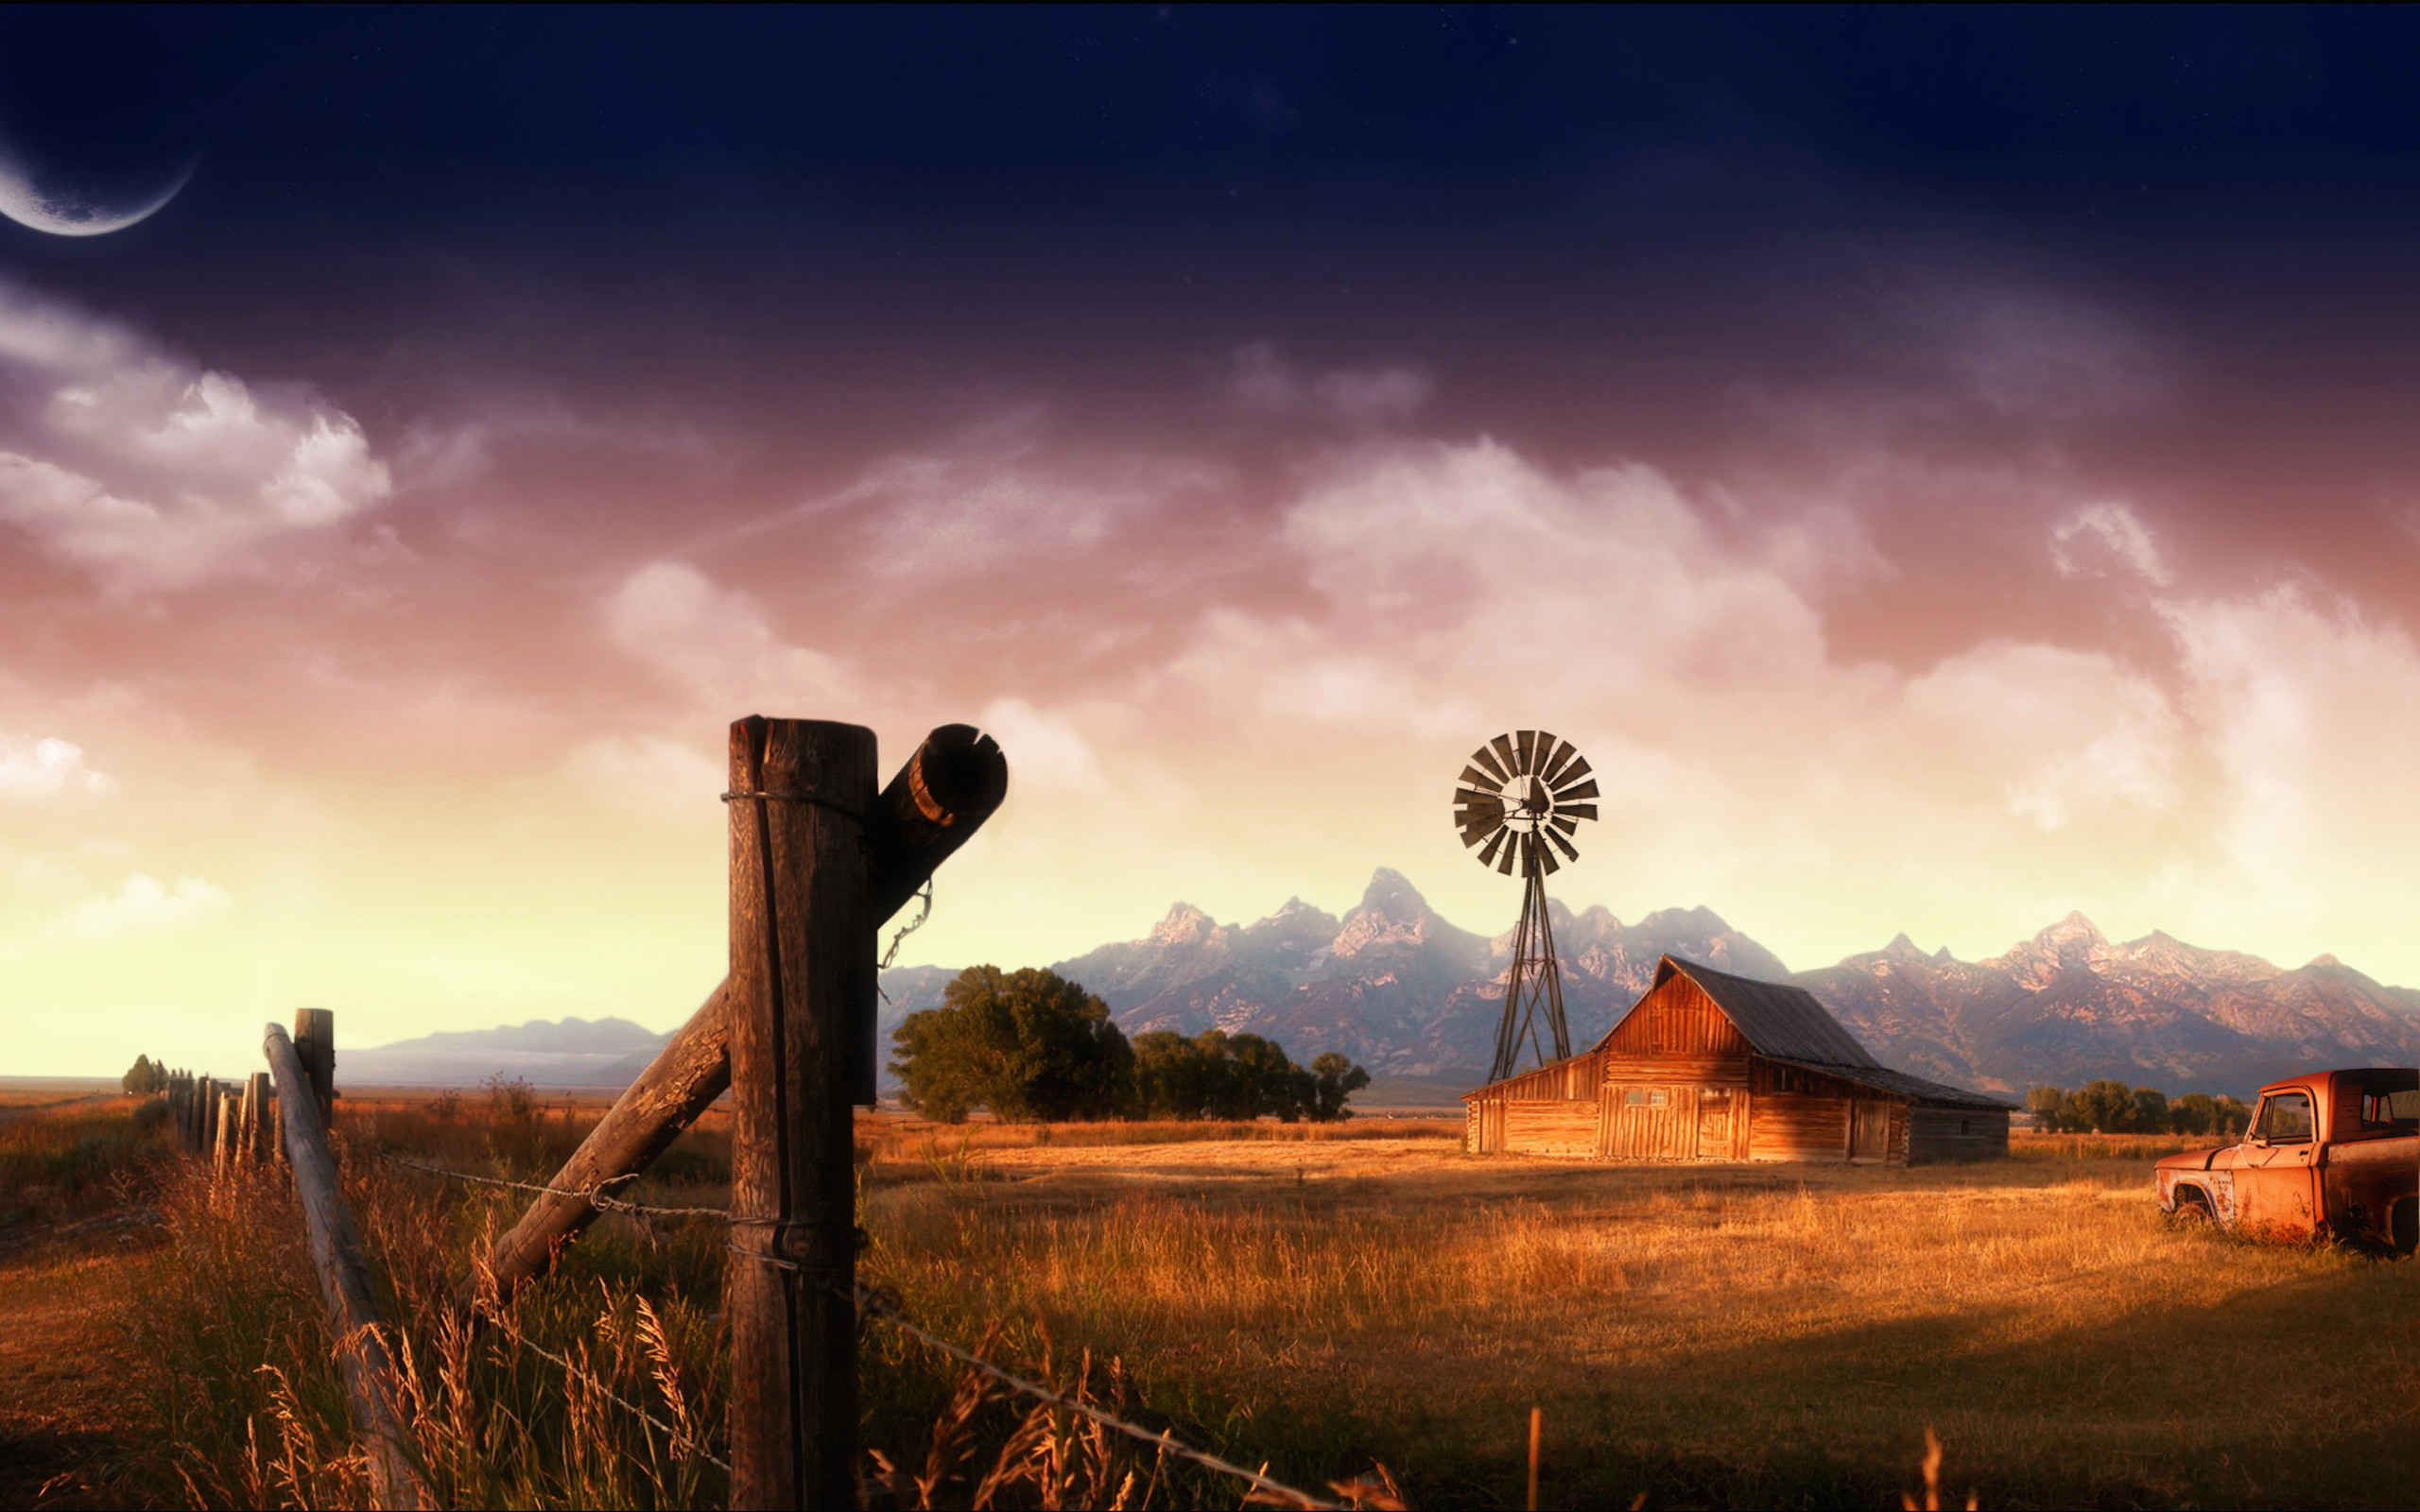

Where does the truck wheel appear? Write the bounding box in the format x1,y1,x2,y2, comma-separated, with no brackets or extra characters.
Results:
2169,1191,2215,1230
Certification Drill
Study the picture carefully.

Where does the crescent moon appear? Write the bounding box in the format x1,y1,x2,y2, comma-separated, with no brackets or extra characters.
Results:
0,150,196,237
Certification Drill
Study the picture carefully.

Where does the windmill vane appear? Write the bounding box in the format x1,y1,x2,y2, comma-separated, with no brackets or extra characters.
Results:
1454,730,1599,1083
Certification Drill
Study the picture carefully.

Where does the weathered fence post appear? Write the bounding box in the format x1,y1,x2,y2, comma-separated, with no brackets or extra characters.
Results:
725,716,876,1511
193,1075,215,1156
480,724,1007,1303
294,1007,337,1130
214,1088,234,1175
247,1072,275,1163
264,1019,435,1510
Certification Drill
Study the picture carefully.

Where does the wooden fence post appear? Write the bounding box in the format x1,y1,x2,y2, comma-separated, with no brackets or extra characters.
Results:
264,1020,436,1510
725,716,876,1511
214,1089,234,1175
295,1008,337,1130
247,1072,275,1163
193,1076,214,1156
480,723,1007,1304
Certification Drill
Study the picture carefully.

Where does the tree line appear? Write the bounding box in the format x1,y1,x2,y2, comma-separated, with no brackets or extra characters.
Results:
890,966,1373,1124
121,1055,173,1094
2026,1080,2252,1136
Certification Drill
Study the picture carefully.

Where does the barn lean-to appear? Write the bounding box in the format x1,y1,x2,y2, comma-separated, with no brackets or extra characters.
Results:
1463,954,2014,1163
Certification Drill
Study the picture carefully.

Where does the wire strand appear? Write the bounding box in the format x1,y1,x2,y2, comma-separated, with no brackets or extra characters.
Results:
377,1154,743,1222
508,1333,732,1474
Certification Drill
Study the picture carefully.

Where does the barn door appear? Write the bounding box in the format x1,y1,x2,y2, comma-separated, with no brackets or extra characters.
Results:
1696,1089,1734,1160
1850,1100,1890,1161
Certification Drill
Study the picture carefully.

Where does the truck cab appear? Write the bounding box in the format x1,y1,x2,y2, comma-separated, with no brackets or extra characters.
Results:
2155,1068,2418,1252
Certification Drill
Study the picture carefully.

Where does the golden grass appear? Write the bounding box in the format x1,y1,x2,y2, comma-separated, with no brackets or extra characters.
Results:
25,1087,2414,1508
862,1138,2420,1508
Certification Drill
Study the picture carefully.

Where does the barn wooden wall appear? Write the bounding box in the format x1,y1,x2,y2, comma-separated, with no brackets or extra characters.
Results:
1461,971,2001,1164
1905,1108,2010,1163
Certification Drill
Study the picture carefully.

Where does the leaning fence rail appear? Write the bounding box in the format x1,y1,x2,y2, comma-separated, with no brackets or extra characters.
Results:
262,1017,438,1512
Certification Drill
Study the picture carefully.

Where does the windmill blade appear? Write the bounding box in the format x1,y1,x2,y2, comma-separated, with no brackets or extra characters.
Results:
1552,778,1600,803
1489,733,1519,776
1472,743,1511,783
1495,830,1518,874
1555,802,1598,823
1455,786,1505,812
1539,737,1577,785
1534,833,1561,874
1546,826,1580,862
1478,829,1508,868
1550,815,1579,836
1460,765,1505,793
1459,816,1501,849
1551,754,1592,788
1514,730,1539,774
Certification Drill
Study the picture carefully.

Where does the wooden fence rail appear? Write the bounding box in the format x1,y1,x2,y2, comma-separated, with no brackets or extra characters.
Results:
264,1015,437,1512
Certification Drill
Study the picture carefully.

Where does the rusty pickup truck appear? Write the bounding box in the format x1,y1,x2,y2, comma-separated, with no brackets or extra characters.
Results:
2156,1068,2417,1252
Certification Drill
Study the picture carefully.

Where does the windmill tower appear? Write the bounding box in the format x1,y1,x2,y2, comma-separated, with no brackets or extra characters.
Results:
1452,730,1599,1083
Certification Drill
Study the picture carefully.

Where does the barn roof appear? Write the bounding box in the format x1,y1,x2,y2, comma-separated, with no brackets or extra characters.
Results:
1649,955,1881,1068
1762,1057,2020,1111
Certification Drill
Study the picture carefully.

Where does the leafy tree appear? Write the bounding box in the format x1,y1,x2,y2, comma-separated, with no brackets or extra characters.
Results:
2131,1086,2169,1135
1306,1052,1373,1122
2070,1079,2139,1133
2213,1095,2254,1136
890,967,1133,1124
1130,1029,1370,1122
2169,1091,2218,1136
121,1054,166,1095
2026,1086,2070,1133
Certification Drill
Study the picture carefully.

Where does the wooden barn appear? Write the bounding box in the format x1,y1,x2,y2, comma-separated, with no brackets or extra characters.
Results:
1463,954,2014,1164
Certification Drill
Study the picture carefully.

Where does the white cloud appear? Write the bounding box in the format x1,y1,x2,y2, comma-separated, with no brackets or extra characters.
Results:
607,559,856,713
564,732,728,819
1221,342,1434,424
0,281,389,587
2160,586,2420,917
833,410,1226,578
977,697,1107,793
2050,502,2173,586
0,732,114,800
49,871,231,939
1906,642,2178,830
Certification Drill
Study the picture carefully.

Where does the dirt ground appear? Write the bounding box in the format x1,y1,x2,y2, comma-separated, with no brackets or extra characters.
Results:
0,1209,160,1508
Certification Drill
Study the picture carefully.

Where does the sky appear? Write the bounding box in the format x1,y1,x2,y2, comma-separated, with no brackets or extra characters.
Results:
8,8,2420,1075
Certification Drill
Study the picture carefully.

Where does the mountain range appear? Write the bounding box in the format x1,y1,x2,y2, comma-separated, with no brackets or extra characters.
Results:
353,868,2420,1096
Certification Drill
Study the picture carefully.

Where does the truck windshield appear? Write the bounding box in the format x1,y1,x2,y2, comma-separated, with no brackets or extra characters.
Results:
2256,1091,2314,1143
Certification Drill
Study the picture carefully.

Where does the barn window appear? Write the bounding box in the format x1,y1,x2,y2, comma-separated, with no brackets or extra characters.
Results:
1959,1118,1972,1136
1648,1090,1668,1108
1773,1067,1799,1093
1624,1089,1648,1107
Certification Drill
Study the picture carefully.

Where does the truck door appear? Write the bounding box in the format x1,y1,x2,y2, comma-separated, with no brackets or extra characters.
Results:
2237,1089,2320,1235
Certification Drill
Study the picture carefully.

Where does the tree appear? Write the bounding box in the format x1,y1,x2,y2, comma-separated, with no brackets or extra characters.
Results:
121,1055,165,1095
2213,1095,2254,1136
2131,1086,2169,1135
2170,1091,2217,1136
1306,1053,1373,1122
2071,1079,2139,1133
1130,1030,1370,1122
890,966,1133,1124
2026,1086,2070,1133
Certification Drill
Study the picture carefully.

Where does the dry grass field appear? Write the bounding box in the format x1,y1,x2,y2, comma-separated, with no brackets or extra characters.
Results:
1,1092,2412,1508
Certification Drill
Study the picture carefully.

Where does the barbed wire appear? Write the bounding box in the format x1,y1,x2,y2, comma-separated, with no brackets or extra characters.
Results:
724,1244,1338,1511
507,1332,733,1474
855,1285,1340,1511
376,1154,742,1223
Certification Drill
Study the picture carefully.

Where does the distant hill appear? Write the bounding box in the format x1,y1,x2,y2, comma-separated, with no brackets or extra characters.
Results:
363,869,2420,1096
344,1016,670,1087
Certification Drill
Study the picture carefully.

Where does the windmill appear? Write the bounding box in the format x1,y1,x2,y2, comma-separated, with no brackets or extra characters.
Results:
1453,730,1599,1083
